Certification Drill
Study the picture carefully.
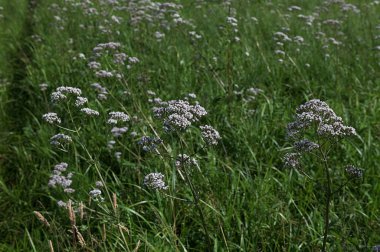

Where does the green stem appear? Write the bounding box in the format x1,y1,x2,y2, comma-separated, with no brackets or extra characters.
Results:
321,150,331,252
178,136,211,250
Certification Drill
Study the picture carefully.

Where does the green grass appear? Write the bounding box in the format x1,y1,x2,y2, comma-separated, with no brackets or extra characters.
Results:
0,0,379,251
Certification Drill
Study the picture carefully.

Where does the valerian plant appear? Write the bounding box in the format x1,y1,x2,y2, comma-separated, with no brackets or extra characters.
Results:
143,94,221,249
284,99,362,252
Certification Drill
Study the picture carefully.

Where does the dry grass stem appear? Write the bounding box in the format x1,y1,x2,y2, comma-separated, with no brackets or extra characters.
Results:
33,211,50,228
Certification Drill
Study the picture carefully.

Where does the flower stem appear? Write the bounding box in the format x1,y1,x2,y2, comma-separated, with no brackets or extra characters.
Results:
182,167,211,250
178,137,211,250
321,151,331,252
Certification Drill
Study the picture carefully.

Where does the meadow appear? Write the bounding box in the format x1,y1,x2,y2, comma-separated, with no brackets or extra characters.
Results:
0,0,379,251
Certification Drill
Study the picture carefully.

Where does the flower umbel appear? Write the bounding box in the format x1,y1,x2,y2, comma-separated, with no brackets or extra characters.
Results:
287,99,356,138
200,125,221,145
143,173,168,190
283,153,300,168
345,165,364,179
42,112,61,124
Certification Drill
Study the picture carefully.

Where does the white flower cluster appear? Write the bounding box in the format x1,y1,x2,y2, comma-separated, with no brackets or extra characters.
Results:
294,139,319,152
113,52,127,64
138,136,162,152
143,173,168,190
284,99,358,169
200,125,221,145
89,189,102,198
175,154,198,169
345,165,364,178
50,133,72,146
287,99,356,138
111,126,128,137
39,83,48,91
283,153,301,168
107,111,130,124
51,91,67,102
75,96,88,107
91,82,108,100
95,70,114,78
51,86,82,102
153,99,207,131
42,112,61,124
127,0,189,29
88,61,101,69
93,42,121,54
89,180,105,201
80,108,100,116
56,86,82,96
48,162,75,194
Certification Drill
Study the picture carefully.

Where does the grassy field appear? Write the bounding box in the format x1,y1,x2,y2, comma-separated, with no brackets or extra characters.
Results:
0,0,379,251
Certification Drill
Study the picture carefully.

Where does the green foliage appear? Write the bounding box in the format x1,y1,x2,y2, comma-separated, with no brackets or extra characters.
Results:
0,0,379,251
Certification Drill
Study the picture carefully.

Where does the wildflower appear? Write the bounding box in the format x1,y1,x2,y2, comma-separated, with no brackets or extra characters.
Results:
293,36,304,44
288,5,302,11
48,162,75,193
200,125,221,145
78,53,86,60
113,53,127,64
54,162,68,172
138,136,162,152
189,31,202,40
111,15,122,24
50,133,72,146
246,87,263,96
111,127,128,137
98,93,107,100
147,90,156,96
107,140,115,149
341,3,360,13
88,61,101,70
51,91,67,102
323,19,341,26
91,83,107,94
42,112,61,124
175,154,198,169
165,113,192,130
154,99,207,131
57,200,67,208
89,188,104,202
64,188,75,193
89,189,101,198
75,96,88,107
107,111,130,124
226,16,238,27
187,93,197,99
128,57,140,64
95,181,103,188
56,86,82,96
114,152,122,160
143,173,168,190
274,32,292,42
96,70,114,78
283,153,300,168
275,50,285,56
80,108,99,116
39,83,48,91
95,42,121,51
155,31,165,41
345,165,364,178
287,99,356,138
294,139,319,152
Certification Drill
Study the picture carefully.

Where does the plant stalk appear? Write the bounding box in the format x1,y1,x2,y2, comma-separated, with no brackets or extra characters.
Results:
321,152,331,252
